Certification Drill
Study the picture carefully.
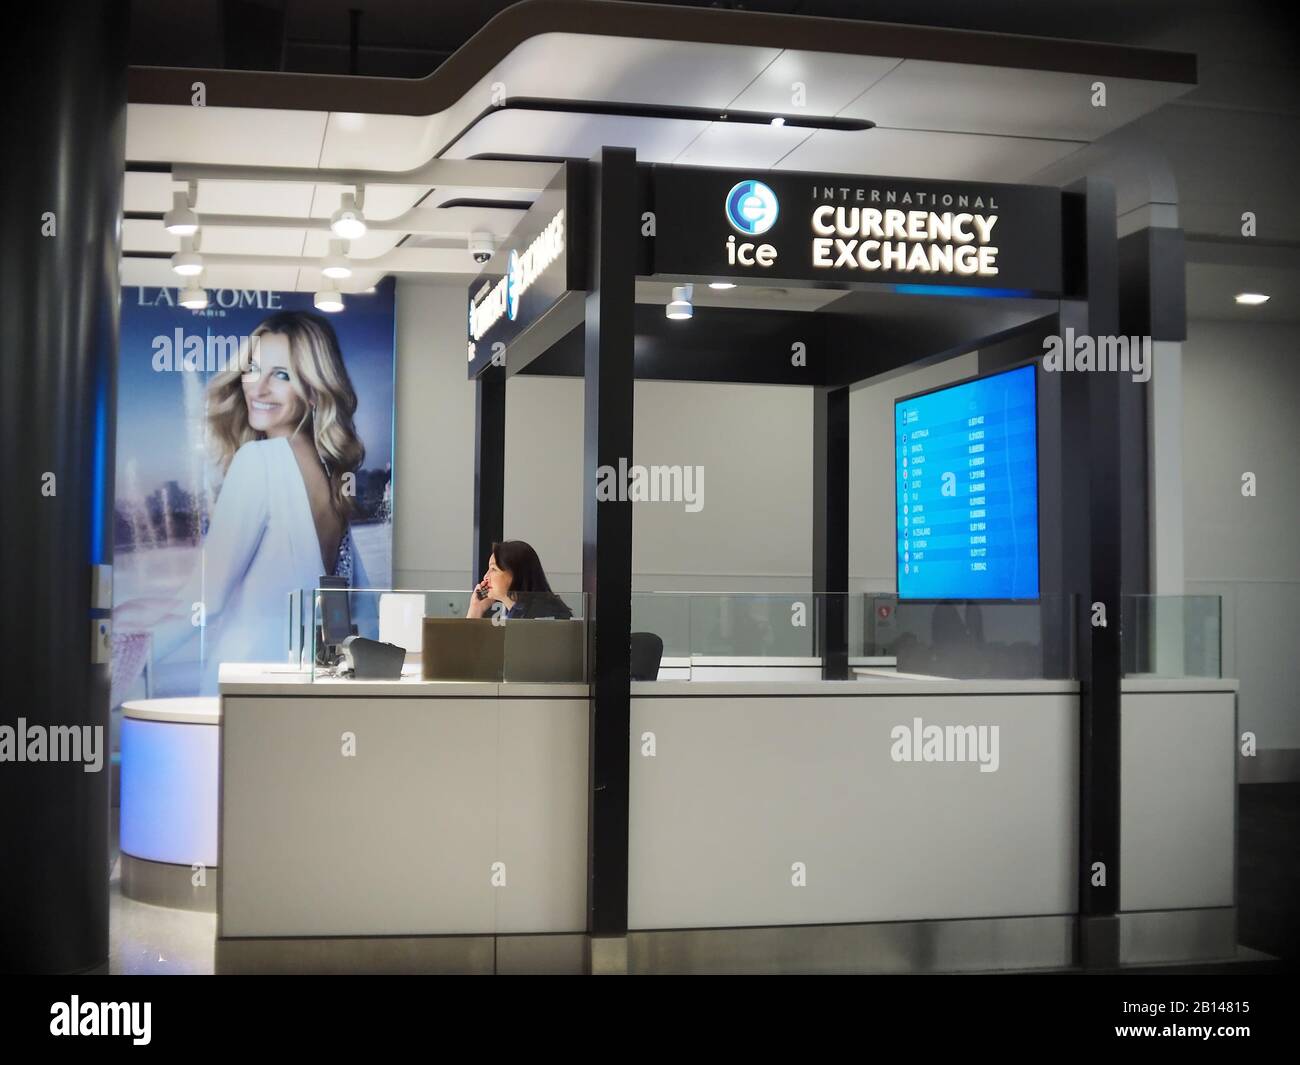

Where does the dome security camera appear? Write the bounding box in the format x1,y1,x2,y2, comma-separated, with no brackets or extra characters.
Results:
469,232,495,265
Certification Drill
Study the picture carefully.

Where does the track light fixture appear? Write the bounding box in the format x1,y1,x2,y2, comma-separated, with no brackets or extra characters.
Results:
163,185,200,236
179,275,208,309
666,283,694,320
314,288,345,313
331,190,367,240
321,239,352,280
170,234,204,277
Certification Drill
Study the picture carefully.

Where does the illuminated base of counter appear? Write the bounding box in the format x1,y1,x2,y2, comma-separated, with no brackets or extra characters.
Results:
120,697,220,911
122,853,219,913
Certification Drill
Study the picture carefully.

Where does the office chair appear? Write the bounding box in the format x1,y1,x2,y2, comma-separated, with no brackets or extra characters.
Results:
630,632,665,681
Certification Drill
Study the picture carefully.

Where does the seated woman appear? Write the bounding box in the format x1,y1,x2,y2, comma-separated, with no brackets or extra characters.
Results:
466,540,573,621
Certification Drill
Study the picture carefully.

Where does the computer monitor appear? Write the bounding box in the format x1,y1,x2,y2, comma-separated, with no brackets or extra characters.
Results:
317,575,352,664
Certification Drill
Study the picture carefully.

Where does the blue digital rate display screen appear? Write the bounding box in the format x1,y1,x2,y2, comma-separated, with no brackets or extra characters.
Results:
895,364,1039,600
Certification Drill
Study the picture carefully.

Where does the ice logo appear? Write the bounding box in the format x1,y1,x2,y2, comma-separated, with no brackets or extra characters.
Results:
506,249,523,320
725,180,779,236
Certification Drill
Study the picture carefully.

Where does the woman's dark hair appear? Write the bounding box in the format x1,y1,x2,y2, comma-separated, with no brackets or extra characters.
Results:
492,540,555,595
492,540,572,619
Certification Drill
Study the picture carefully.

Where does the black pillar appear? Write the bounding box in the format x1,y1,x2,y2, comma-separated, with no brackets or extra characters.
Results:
813,386,850,679
582,147,636,947
0,0,128,972
472,370,506,579
1064,177,1124,969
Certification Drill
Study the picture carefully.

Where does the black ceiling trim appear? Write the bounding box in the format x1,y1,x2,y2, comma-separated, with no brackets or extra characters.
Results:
435,198,533,211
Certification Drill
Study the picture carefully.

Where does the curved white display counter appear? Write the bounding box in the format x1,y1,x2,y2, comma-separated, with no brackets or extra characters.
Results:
119,697,221,912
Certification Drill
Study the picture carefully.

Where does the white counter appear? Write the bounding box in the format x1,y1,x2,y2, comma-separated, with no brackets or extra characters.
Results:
217,664,589,941
215,662,1238,970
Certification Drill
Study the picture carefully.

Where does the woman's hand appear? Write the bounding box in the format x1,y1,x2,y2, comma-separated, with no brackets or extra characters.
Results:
465,578,494,618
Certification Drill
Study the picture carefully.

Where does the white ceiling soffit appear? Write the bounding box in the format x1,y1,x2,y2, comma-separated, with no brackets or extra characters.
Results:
127,33,1195,175
779,127,1081,183
844,60,1190,141
125,3,1196,289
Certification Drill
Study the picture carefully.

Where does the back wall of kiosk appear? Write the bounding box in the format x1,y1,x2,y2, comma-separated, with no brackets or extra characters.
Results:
396,277,979,596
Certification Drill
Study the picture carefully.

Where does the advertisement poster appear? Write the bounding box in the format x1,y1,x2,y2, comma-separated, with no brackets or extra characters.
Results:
111,279,396,700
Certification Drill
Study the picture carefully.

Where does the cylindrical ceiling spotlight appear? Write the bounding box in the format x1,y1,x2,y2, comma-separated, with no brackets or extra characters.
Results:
179,280,208,309
666,283,694,320
163,190,199,236
314,288,344,313
331,191,366,240
321,239,352,280
170,235,203,277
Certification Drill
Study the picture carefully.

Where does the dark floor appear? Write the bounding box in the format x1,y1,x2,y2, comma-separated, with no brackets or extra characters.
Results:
1237,783,1300,965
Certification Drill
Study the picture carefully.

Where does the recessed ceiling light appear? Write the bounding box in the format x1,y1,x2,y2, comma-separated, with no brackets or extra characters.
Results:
709,282,736,290
1234,292,1270,306
770,116,785,127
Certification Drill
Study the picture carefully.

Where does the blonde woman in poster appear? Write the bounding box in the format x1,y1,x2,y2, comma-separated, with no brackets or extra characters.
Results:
114,311,370,694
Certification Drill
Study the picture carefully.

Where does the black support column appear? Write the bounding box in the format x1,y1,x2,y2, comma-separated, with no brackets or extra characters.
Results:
0,1,128,972
581,147,636,968
472,370,506,579
813,386,851,679
1063,177,1125,969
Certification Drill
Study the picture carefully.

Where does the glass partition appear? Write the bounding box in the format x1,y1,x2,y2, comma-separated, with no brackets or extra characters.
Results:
627,592,1077,680
309,588,587,683
1122,594,1221,678
861,594,1078,680
631,592,822,662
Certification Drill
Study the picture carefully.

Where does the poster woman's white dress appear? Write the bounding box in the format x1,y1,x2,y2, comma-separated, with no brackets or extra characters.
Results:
174,436,370,693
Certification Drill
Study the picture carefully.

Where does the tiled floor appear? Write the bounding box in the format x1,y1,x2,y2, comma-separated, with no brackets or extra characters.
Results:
109,811,215,975
108,784,1299,975
1237,783,1300,965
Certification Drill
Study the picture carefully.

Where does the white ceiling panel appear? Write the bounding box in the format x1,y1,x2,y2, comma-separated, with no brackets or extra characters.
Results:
729,50,900,116
440,109,710,164
303,183,428,219
124,218,311,256
503,32,781,110
188,180,317,217
121,260,188,288
195,226,313,256
122,218,174,253
124,171,176,212
320,101,479,171
779,126,1084,183
126,104,330,166
674,121,814,168
843,61,1193,142
298,228,408,258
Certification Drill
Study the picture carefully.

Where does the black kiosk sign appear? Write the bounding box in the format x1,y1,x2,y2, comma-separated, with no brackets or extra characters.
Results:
651,165,1064,297
467,164,585,376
